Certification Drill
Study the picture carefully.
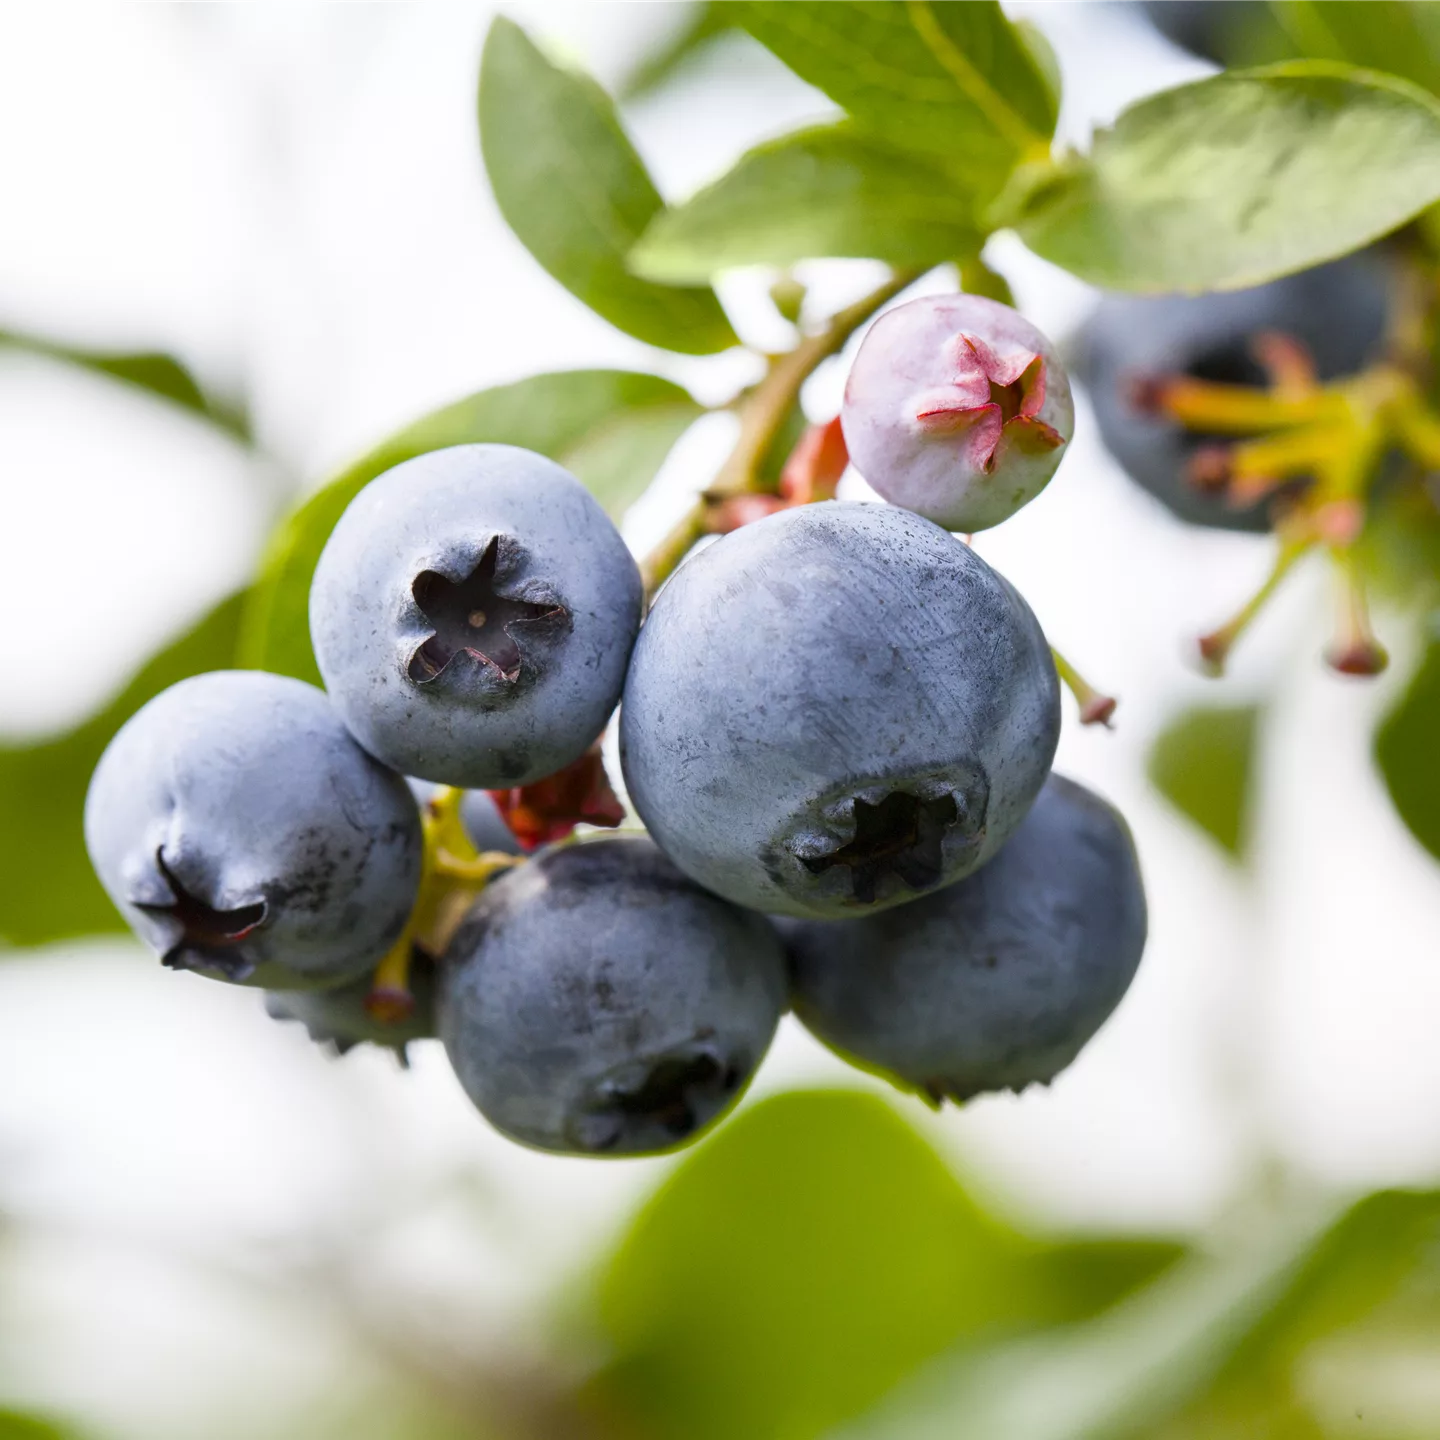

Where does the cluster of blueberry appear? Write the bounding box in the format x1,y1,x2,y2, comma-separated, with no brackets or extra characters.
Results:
84,294,1147,1157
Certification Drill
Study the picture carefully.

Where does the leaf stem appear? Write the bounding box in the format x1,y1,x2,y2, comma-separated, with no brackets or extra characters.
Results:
640,270,916,596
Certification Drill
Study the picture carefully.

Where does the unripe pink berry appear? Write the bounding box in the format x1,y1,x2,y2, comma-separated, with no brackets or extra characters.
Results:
842,294,1074,532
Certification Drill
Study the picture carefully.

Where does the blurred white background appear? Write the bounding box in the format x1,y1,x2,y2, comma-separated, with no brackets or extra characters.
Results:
3,5,1440,1437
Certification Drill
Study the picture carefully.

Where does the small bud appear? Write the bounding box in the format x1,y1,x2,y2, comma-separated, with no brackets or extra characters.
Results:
779,416,848,505
1325,638,1389,676
842,294,1073,532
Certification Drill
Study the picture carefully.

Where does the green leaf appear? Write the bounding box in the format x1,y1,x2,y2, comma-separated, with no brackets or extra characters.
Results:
0,327,250,442
619,2,734,100
732,1,1056,199
1018,62,1440,293
1271,1,1440,98
1376,635,1440,862
0,593,245,949
478,17,736,355
0,1413,77,1440
237,369,700,685
588,1089,1182,1440
631,124,982,280
835,1188,1440,1440
830,1206,1336,1440
1148,703,1260,859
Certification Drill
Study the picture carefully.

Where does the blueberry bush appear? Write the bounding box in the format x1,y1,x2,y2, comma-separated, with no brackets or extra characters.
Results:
8,3,1440,1436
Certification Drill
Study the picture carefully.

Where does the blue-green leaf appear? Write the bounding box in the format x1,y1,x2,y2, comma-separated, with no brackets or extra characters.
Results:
478,17,737,355
1017,62,1440,293
632,124,982,280
733,1,1056,198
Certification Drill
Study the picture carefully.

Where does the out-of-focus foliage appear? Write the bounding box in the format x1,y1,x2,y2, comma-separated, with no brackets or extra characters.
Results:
478,17,736,355
0,1413,78,1440
1148,704,1261,859
237,369,699,685
1376,635,1440,863
831,1188,1440,1439
1270,0,1440,97
0,592,245,947
618,1,733,100
1016,64,1440,293
0,327,250,442
585,1090,1183,1440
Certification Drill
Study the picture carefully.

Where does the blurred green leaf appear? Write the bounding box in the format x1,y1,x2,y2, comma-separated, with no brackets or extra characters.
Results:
1150,1188,1440,1438
588,1089,1182,1440
0,593,245,949
837,1188,1440,1440
0,1413,77,1440
631,124,982,280
1148,703,1259,859
238,369,699,684
832,1206,1334,1440
478,17,737,355
1018,63,1440,293
619,2,734,100
1271,1,1440,97
1376,634,1440,862
733,1,1057,201
0,327,250,442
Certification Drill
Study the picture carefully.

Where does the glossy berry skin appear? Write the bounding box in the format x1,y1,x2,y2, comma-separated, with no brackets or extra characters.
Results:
439,836,786,1156
620,503,1060,920
842,294,1074,532
310,444,643,788
783,774,1146,1103
84,671,422,990
1075,253,1389,532
265,956,437,1061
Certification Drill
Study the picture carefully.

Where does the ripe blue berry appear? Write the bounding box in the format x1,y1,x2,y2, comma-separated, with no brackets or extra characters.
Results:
620,502,1059,920
84,670,422,989
264,956,436,1061
841,294,1074,532
1075,253,1388,532
310,444,643,788
783,774,1146,1103
439,836,787,1156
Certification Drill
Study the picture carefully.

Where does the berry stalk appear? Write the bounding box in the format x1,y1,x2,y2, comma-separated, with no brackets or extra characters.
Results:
640,271,917,598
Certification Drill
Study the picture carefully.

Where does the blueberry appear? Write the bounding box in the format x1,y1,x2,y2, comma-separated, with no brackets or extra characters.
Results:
1074,252,1389,532
841,294,1074,532
406,778,523,856
84,670,422,989
310,444,643,788
439,835,787,1156
620,502,1059,919
783,774,1146,1103
264,953,437,1061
